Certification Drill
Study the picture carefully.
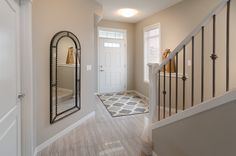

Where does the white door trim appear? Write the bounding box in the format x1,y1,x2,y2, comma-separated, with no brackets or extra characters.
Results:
19,1,35,156
97,27,127,93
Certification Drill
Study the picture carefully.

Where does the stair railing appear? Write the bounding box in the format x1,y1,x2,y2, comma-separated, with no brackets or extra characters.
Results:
149,0,231,122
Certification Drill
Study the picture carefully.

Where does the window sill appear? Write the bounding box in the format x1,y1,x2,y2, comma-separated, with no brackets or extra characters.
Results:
144,72,188,84
58,64,80,68
159,72,188,79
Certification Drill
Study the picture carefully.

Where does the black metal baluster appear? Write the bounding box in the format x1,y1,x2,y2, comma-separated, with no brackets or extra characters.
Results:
192,36,195,107
182,46,186,110
175,53,179,113
158,70,161,121
211,15,217,97
226,0,231,91
169,60,172,116
163,65,166,119
201,26,205,102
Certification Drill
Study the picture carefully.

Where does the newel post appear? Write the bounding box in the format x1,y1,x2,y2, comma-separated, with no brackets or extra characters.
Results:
148,63,160,122
141,63,160,143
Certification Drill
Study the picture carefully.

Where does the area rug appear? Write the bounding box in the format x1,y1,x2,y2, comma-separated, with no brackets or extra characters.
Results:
98,91,149,117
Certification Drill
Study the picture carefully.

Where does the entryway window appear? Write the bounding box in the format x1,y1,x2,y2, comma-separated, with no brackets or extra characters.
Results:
144,23,161,82
99,30,125,40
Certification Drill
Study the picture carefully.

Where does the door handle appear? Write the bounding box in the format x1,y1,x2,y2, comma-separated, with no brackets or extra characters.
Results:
100,69,104,72
18,92,25,99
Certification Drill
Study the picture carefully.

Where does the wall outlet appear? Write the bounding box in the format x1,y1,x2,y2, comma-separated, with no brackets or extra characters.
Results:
86,65,92,71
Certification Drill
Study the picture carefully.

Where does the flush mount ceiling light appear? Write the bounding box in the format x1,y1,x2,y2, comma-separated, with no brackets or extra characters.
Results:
118,8,138,18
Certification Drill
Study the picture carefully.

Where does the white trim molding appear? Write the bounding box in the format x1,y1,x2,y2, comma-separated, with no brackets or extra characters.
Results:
20,1,34,156
159,72,187,79
129,90,149,101
33,111,95,156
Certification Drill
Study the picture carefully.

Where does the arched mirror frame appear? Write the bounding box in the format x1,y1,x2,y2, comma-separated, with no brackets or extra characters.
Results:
50,31,81,124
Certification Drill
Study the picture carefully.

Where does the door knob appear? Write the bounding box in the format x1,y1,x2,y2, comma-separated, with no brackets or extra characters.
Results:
18,92,25,99
100,69,104,72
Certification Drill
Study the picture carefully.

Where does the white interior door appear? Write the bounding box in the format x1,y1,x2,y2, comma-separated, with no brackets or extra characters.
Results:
0,0,21,156
98,38,127,93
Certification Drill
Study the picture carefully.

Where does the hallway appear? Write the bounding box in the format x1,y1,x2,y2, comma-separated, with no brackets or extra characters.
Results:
37,96,152,156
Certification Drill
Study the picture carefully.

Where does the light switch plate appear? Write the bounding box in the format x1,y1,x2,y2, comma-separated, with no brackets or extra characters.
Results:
86,65,92,71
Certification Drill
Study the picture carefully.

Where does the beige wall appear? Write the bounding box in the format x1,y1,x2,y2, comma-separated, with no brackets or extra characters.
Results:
97,20,135,90
32,0,97,145
31,0,236,147
135,0,236,110
134,0,225,96
153,99,236,156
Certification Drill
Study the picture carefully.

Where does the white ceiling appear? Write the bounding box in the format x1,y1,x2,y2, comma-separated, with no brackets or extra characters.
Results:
96,0,183,23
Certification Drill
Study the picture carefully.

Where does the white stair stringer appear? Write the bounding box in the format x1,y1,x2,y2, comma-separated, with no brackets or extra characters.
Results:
152,89,236,130
151,89,236,156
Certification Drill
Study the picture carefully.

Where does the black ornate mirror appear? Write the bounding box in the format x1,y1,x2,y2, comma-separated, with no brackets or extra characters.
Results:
50,31,81,124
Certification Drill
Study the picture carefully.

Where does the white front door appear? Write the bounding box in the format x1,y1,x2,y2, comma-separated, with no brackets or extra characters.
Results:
98,38,127,93
0,0,21,156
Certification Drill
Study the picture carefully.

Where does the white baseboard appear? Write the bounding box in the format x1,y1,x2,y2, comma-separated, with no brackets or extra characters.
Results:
152,151,158,156
129,90,149,101
33,111,95,156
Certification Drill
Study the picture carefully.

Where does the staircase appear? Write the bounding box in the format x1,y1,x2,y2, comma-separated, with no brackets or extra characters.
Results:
148,0,236,155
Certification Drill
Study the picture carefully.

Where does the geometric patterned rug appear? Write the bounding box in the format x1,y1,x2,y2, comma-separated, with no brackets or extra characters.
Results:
98,91,149,117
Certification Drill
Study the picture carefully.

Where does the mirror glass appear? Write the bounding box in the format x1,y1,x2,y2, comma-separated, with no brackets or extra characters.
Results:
50,31,81,124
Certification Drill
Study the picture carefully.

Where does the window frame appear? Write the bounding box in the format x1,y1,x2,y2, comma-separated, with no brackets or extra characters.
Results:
98,27,126,40
143,23,161,83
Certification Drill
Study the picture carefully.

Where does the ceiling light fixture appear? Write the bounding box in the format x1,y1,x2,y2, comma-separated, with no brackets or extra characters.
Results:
118,8,138,18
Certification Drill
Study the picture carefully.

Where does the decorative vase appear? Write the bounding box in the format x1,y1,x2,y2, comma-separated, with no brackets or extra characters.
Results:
66,47,75,64
161,49,176,73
